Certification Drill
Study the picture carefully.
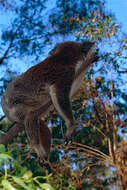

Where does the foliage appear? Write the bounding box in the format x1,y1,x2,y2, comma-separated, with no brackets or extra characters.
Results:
0,0,15,10
0,144,76,190
0,0,103,62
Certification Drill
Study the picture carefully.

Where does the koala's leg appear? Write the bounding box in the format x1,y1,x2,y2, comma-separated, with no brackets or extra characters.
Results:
49,84,76,139
25,111,40,145
24,101,52,159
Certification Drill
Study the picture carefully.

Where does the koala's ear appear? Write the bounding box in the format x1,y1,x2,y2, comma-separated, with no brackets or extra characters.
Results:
81,41,95,55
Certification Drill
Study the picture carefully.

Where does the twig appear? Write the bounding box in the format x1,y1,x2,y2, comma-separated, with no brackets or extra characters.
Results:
0,123,24,145
0,36,14,65
71,142,110,160
0,26,20,65
110,64,117,153
92,96,115,163
0,115,5,122
118,70,127,74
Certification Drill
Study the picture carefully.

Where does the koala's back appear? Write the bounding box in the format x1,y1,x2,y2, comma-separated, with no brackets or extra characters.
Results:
1,41,79,122
1,62,51,122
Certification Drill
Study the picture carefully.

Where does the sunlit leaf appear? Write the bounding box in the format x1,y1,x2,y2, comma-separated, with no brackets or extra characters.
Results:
40,183,54,190
2,179,16,190
22,170,33,180
0,153,12,160
12,176,31,190
0,144,6,152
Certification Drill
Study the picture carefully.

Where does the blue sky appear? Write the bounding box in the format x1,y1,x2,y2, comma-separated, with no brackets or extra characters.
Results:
106,0,127,32
0,1,127,35
0,1,127,45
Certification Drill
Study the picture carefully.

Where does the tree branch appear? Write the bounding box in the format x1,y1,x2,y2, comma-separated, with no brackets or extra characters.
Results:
0,26,20,65
118,70,127,74
0,115,5,122
0,123,24,145
0,36,14,65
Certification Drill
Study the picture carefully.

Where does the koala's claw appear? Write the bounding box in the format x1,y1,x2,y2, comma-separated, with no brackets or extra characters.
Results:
39,159,55,174
65,137,72,145
65,126,77,145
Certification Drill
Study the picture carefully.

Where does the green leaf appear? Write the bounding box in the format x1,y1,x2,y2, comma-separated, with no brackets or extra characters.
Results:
12,176,31,190
22,170,33,180
40,183,55,190
0,144,6,152
0,153,12,160
2,179,16,190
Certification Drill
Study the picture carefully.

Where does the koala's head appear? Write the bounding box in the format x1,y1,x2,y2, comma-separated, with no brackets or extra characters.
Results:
50,41,95,59
81,41,95,56
48,41,96,74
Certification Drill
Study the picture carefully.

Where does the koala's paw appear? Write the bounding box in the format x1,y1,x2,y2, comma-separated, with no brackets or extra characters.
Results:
32,143,49,160
65,125,77,144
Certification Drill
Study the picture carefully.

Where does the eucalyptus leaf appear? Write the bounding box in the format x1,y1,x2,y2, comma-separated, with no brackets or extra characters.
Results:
0,153,12,160
40,183,54,190
12,176,32,190
2,179,16,190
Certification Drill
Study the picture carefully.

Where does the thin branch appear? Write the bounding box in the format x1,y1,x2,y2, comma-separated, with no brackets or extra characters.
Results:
0,26,20,65
72,142,110,160
92,99,108,138
0,123,24,144
0,115,5,122
83,160,107,171
0,36,14,65
110,64,117,153
75,147,108,161
118,70,127,74
92,97,115,163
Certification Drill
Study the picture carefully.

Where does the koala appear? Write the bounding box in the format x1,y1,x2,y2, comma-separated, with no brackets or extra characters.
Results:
1,41,97,159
